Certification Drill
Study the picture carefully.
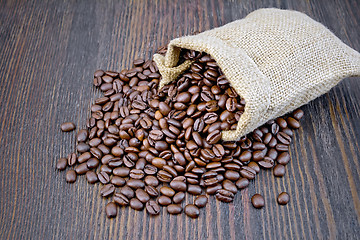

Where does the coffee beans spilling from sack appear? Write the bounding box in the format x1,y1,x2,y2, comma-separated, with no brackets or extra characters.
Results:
58,46,302,218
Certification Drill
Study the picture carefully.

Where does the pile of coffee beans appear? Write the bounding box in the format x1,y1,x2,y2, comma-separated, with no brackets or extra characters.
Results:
57,47,303,218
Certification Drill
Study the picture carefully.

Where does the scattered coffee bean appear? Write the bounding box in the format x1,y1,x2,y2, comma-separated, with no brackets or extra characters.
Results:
65,170,77,183
277,192,290,205
273,164,286,177
184,204,200,218
194,195,208,208
58,48,304,218
61,122,76,132
56,158,67,170
105,202,117,218
251,194,265,209
167,204,182,214
146,200,161,215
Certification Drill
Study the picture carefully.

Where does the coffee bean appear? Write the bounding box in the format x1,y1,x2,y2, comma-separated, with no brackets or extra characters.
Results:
77,129,88,142
105,202,117,218
216,189,234,203
135,188,150,203
222,180,237,194
127,179,145,189
277,192,290,205
167,204,182,214
251,194,265,209
273,164,286,177
75,162,89,175
101,184,115,197
287,117,300,129
170,180,187,192
160,186,176,197
98,171,110,184
258,157,274,168
240,166,256,180
130,198,144,210
111,176,126,186
146,200,160,215
67,153,77,166
86,171,98,184
77,142,90,153
277,152,290,165
187,184,202,195
184,204,200,218
235,178,249,189
292,109,304,120
158,195,172,206
194,195,208,208
65,170,77,183
56,158,67,170
60,122,76,132
120,186,135,199
114,193,129,206
173,192,185,204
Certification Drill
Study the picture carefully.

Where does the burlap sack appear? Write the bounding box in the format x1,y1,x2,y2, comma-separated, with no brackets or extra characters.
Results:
153,8,360,141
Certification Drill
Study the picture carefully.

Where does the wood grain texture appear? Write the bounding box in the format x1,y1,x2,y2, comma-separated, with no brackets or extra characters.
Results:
0,0,359,239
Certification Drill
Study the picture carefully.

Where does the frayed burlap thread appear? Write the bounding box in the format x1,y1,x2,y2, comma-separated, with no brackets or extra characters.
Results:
153,8,360,141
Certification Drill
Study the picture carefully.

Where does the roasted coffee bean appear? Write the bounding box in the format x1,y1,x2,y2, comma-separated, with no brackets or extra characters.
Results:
224,170,240,181
77,129,88,142
127,179,145,189
120,186,135,199
56,158,67,170
187,184,202,195
251,194,265,209
86,171,98,184
60,122,76,132
287,117,300,129
258,157,274,168
130,198,144,210
240,166,256,180
173,192,185,204
273,164,286,177
114,193,129,206
78,152,92,163
75,162,89,175
206,183,222,195
292,109,304,120
144,175,159,187
277,152,290,165
65,170,77,183
167,204,182,215
194,195,208,208
236,178,249,189
67,153,77,166
216,189,234,203
105,202,117,218
248,161,260,173
170,180,187,192
160,186,176,197
111,176,126,186
145,185,159,197
136,188,150,203
158,195,172,206
98,171,110,184
101,184,115,197
276,132,291,145
184,204,200,218
77,142,90,153
222,180,237,194
129,169,145,179
146,200,161,215
277,192,290,205
144,164,157,175
113,167,130,177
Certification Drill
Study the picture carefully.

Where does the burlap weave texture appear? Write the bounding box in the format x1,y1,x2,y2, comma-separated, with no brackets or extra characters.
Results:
153,8,360,141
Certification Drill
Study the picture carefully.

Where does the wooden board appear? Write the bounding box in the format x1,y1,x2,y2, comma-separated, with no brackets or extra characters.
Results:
0,0,359,239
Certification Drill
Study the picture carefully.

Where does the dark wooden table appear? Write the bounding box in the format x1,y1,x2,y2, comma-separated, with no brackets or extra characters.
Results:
1,0,359,239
